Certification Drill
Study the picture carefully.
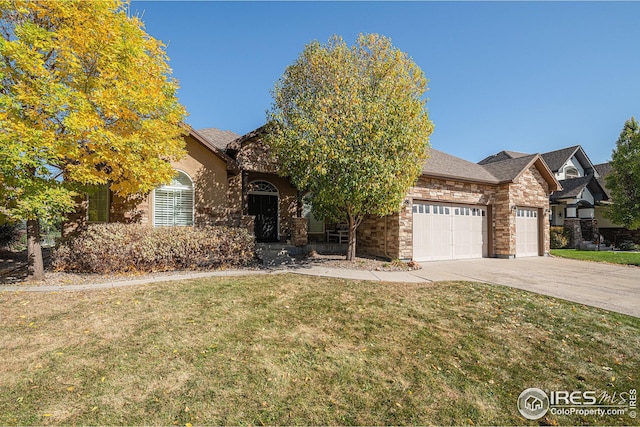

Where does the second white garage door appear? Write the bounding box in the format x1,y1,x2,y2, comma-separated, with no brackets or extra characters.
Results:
516,207,539,257
412,203,488,261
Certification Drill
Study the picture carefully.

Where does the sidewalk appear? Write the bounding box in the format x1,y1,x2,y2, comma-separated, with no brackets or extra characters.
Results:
3,259,638,318
0,265,430,293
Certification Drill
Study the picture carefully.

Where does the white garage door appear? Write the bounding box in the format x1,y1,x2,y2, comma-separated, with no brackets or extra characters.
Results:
412,203,488,261
516,207,539,257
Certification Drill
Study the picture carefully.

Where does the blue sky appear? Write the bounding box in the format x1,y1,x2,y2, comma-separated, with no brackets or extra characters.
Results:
130,1,640,165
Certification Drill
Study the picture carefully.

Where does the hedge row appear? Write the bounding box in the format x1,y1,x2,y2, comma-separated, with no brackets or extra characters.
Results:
53,224,255,273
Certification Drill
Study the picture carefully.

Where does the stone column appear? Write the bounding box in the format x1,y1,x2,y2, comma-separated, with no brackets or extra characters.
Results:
563,218,582,249
291,217,308,247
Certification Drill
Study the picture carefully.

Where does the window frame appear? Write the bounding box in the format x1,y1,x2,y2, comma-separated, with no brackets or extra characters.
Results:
153,170,195,227
87,184,110,223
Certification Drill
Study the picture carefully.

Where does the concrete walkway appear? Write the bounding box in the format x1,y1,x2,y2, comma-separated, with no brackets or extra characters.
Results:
2,257,639,318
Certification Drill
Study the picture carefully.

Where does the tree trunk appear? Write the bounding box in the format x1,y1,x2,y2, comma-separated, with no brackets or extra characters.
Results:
27,219,45,281
346,213,358,261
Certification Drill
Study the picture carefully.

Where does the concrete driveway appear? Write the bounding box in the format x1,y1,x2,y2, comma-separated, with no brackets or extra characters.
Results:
412,256,640,318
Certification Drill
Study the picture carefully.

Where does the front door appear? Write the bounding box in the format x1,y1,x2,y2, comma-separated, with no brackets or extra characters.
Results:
248,194,278,242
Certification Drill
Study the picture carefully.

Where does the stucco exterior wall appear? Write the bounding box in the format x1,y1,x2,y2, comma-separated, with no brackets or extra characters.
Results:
110,134,230,227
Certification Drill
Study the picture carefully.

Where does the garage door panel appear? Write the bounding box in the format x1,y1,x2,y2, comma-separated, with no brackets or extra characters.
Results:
516,208,539,257
413,203,487,261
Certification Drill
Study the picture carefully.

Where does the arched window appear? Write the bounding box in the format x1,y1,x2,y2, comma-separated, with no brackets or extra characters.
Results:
564,166,579,179
154,170,194,226
248,180,278,195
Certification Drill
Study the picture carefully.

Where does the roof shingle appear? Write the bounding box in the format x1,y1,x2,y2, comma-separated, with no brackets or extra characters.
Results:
422,149,500,183
197,128,240,151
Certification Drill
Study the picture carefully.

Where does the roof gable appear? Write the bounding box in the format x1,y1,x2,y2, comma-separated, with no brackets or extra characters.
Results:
423,149,561,191
480,154,561,191
550,175,608,202
541,145,597,176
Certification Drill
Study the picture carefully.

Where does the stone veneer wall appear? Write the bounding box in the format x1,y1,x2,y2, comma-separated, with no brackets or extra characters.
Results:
357,166,552,260
505,166,551,256
357,176,499,260
357,213,401,259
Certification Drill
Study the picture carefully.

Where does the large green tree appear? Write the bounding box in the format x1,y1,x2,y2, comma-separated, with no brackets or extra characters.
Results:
606,117,640,230
266,34,433,260
0,0,186,279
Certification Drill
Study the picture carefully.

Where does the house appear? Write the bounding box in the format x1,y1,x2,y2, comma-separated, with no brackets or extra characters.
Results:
359,148,560,261
68,127,242,231
75,125,562,261
480,145,640,248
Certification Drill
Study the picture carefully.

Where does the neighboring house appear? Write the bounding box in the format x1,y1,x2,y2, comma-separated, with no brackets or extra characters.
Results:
592,161,640,245
74,125,562,261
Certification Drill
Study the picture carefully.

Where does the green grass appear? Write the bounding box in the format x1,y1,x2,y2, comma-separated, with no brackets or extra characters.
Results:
1,275,639,426
551,249,640,266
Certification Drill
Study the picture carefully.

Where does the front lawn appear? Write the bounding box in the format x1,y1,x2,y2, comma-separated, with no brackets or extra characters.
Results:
551,249,640,266
1,275,638,425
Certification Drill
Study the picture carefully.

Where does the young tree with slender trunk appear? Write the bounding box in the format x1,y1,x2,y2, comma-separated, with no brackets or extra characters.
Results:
266,34,433,260
0,0,187,279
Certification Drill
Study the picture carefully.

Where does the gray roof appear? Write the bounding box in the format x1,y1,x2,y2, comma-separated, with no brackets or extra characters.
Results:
480,154,539,182
478,150,530,165
550,175,592,200
422,149,501,183
550,175,609,202
594,162,612,177
197,128,240,151
594,162,613,198
540,146,581,172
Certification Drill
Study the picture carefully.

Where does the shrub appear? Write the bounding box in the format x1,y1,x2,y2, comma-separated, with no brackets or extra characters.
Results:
53,223,255,273
550,226,570,249
616,240,640,251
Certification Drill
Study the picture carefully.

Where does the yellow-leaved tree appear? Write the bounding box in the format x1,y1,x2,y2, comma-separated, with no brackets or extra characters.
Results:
267,34,434,260
0,0,187,279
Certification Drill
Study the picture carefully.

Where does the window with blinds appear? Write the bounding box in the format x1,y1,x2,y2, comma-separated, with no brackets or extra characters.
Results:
87,184,109,223
153,171,194,227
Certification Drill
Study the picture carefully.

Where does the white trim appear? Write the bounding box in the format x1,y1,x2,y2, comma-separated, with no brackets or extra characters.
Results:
153,169,194,227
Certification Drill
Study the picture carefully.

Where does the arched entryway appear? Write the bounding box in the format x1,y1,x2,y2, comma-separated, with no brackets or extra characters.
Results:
248,180,279,242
